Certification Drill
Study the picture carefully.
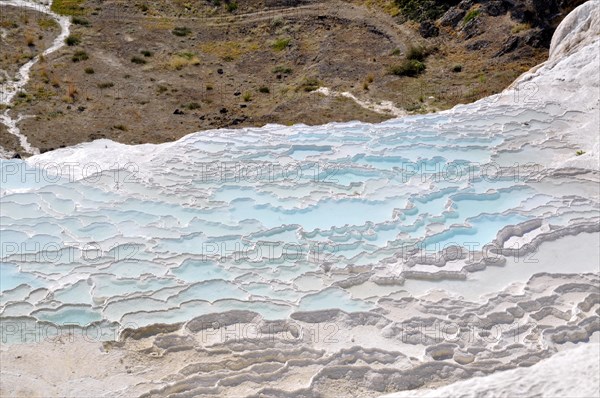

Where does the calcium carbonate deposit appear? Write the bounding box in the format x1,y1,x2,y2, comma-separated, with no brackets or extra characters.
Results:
0,1,599,397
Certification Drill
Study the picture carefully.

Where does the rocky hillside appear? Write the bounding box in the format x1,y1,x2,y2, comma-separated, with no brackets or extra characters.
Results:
0,0,591,155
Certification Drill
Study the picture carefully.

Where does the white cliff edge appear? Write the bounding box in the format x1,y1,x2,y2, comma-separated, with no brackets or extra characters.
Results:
504,0,600,170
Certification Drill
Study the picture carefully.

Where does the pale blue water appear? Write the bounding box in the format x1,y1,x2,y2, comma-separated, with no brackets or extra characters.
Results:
0,104,596,331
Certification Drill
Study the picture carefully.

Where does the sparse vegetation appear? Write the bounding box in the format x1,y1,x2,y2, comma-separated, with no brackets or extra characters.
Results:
72,16,90,26
390,59,426,77
243,91,252,101
463,9,480,24
65,34,81,46
272,66,293,75
406,45,426,61
259,86,270,93
576,150,586,156
184,102,201,110
51,0,86,16
172,27,191,37
394,0,455,22
272,38,291,51
511,22,532,34
25,32,35,47
271,17,284,29
84,67,95,74
226,1,238,12
113,124,128,131
97,82,114,89
66,83,78,100
72,50,88,62
200,41,259,61
131,56,147,64
38,17,59,30
298,77,320,92
168,52,200,70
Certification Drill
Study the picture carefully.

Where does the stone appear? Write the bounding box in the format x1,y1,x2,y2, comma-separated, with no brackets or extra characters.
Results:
419,20,439,38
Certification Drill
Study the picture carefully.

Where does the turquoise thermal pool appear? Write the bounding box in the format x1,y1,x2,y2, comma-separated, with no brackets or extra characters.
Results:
1,103,599,336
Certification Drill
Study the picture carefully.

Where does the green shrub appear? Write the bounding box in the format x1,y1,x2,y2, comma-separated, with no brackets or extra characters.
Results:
185,102,201,110
463,9,480,24
242,91,252,102
390,59,426,77
272,66,292,74
97,82,114,89
131,56,147,64
272,38,291,51
394,0,458,22
65,34,81,46
84,67,95,74
71,16,90,26
259,86,270,93
226,1,238,12
172,27,191,37
299,77,320,92
576,150,586,156
51,0,85,16
71,50,88,62
406,45,426,61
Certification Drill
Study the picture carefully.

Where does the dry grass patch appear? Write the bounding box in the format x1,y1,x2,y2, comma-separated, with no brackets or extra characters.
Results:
199,40,259,61
167,52,200,70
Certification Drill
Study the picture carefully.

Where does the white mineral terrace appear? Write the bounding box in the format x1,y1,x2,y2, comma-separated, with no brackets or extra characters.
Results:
0,1,599,397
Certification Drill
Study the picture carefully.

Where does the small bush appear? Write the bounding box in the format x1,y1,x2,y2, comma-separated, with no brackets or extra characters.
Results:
51,0,85,16
272,38,291,51
38,17,59,30
131,56,147,64
72,50,88,62
168,53,200,70
271,17,284,29
299,77,320,92
242,91,252,102
65,34,81,46
113,124,127,131
390,59,426,77
84,67,95,74
140,50,153,57
206,84,213,90
25,33,35,47
97,82,114,89
172,27,191,37
259,86,270,93
185,102,201,110
72,16,90,26
391,48,401,56
576,150,586,156
272,66,292,74
463,9,480,25
226,1,238,12
406,45,426,61
396,0,453,22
